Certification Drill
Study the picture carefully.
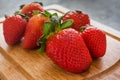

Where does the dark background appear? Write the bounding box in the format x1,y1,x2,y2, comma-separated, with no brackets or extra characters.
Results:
0,0,120,31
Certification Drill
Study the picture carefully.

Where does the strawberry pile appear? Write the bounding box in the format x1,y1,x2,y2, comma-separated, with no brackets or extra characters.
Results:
3,2,106,73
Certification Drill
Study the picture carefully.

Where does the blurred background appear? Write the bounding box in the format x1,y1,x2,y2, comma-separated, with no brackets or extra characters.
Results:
0,0,120,31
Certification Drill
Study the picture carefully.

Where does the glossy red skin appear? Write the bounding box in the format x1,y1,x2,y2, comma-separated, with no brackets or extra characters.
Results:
23,14,49,49
81,27,106,58
21,3,44,17
62,11,90,31
3,15,27,45
46,28,92,73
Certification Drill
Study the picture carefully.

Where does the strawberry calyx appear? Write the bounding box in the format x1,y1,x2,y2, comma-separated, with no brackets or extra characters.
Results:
75,10,82,14
32,10,41,16
4,14,8,18
4,13,29,22
14,11,21,15
20,4,25,10
80,26,88,32
79,25,92,32
14,10,30,21
19,2,43,10
14,10,47,21
37,13,73,53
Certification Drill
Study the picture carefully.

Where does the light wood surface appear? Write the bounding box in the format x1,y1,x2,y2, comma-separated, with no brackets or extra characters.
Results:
0,5,120,80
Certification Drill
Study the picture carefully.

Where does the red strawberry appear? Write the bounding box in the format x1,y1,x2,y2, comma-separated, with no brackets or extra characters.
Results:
62,11,90,31
46,28,92,73
81,26,106,58
21,2,44,17
22,14,49,49
3,15,27,45
38,15,92,73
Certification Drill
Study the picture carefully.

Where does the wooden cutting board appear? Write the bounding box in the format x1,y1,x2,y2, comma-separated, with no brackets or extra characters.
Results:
0,5,120,80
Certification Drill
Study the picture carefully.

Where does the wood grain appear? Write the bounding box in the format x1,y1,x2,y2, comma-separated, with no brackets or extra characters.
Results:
0,5,120,80
85,60,120,80
0,51,27,80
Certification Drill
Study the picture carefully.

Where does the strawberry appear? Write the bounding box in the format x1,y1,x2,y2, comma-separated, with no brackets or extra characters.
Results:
21,2,44,17
46,28,92,73
22,13,49,49
62,10,90,31
38,15,92,73
3,15,27,45
81,26,106,58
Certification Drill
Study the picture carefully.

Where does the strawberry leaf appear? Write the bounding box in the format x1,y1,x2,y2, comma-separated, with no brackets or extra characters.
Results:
38,43,46,53
4,14,8,18
32,10,41,16
37,12,74,53
14,11,21,15
37,35,46,43
42,11,51,18
61,19,73,30
50,15,61,32
43,22,54,35
20,4,25,9
76,10,82,14
52,13,58,17
80,26,87,32
19,14,29,21
37,35,47,53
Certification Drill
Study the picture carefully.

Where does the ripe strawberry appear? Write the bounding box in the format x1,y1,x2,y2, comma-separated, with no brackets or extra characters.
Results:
62,11,90,31
38,15,92,73
3,15,27,45
22,14,49,49
81,26,106,58
46,28,92,73
21,2,44,17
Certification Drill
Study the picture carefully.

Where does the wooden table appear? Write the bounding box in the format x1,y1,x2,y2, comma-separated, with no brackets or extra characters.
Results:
0,5,120,80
